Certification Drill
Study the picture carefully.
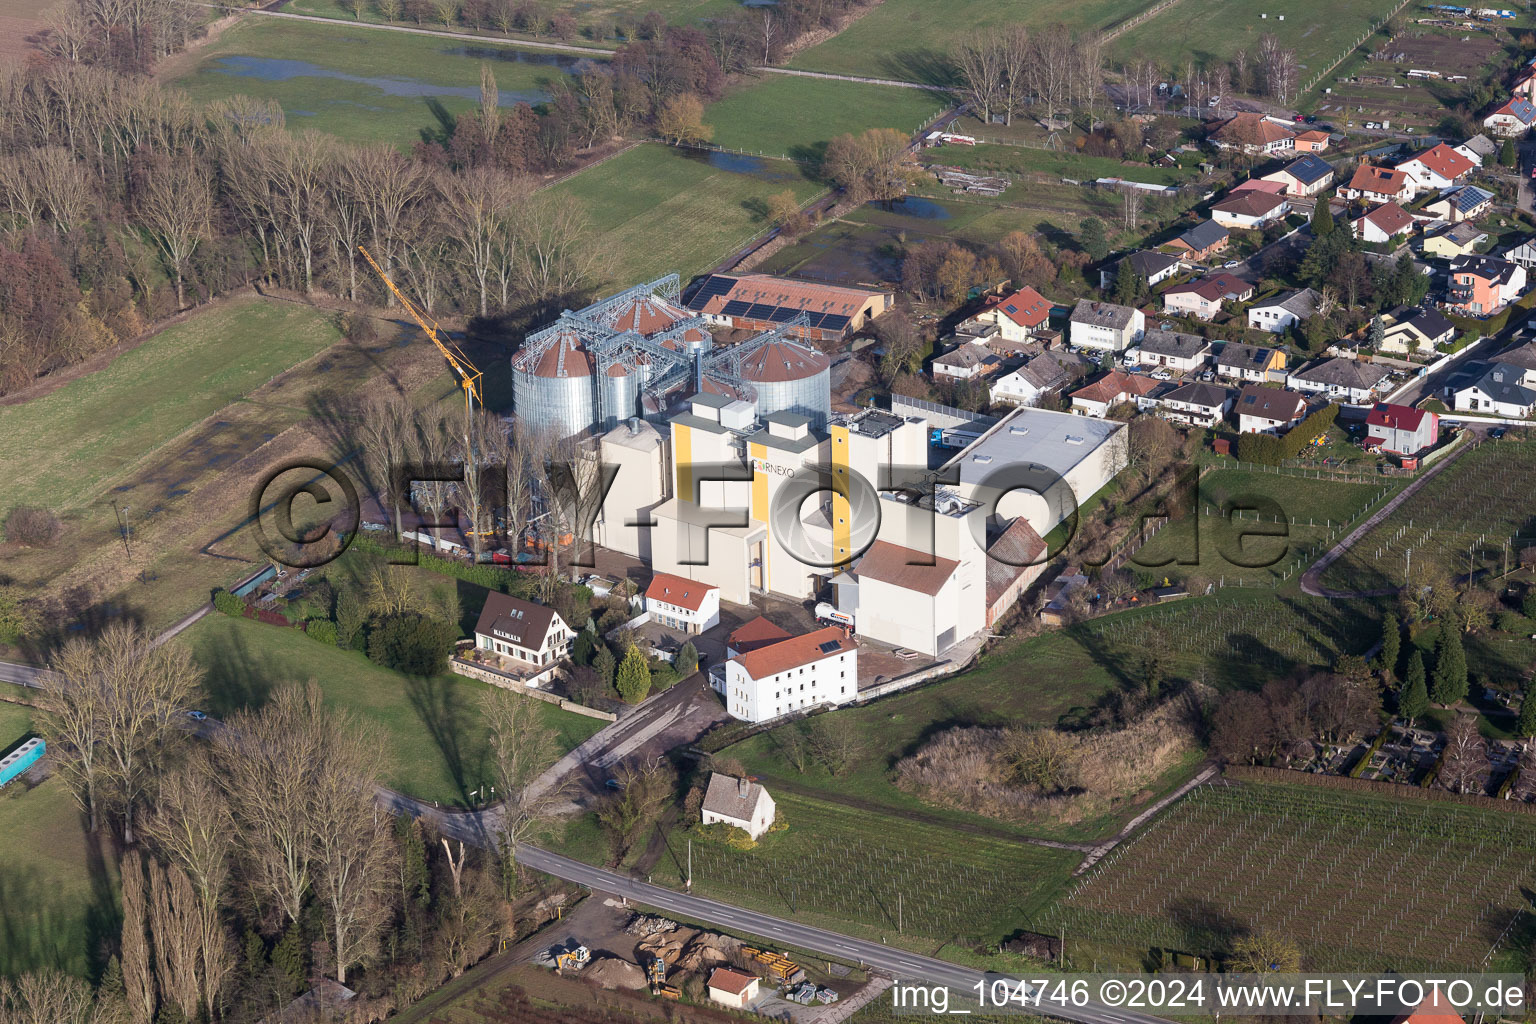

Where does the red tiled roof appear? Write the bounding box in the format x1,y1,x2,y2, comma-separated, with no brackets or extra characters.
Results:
1347,163,1409,196
1072,369,1159,405
1366,402,1431,432
1390,991,1465,1024
645,572,716,612
856,539,960,597
993,285,1050,328
1295,129,1329,144
728,616,793,654
1399,142,1475,182
1212,113,1295,147
732,625,853,680
708,969,758,996
1357,201,1415,236
1211,190,1288,218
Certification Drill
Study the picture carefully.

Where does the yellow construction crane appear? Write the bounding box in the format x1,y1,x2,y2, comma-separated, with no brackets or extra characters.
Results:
358,245,483,418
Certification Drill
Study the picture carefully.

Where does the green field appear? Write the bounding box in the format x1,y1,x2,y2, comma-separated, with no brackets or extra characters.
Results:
551,143,824,287
0,297,340,517
786,0,1151,83
643,791,1080,948
172,17,586,145
182,615,606,807
0,702,120,980
1110,0,1400,79
925,142,1201,187
280,0,738,37
705,76,947,160
1056,779,1536,970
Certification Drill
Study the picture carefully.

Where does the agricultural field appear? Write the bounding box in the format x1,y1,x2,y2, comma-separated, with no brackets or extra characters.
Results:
644,791,1080,948
1133,468,1399,588
1110,0,1404,82
705,76,948,160
0,0,58,67
551,143,825,287
181,614,606,807
922,142,1201,188
785,0,1151,83
1318,440,1536,594
0,701,120,979
280,0,736,37
1056,780,1536,970
170,17,589,145
1315,31,1506,129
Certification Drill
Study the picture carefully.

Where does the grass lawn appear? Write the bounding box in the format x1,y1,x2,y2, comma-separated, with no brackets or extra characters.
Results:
181,614,606,807
0,297,340,518
552,143,824,287
785,0,1150,83
704,76,948,160
280,0,738,36
0,700,119,979
639,791,1081,949
1109,0,1402,76
171,17,586,146
925,143,1201,187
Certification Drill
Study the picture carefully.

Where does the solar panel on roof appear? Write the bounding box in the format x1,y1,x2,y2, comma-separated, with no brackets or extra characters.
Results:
693,276,734,305
820,314,850,331
768,307,795,323
746,303,776,319
801,312,825,329
722,300,751,316
818,640,841,653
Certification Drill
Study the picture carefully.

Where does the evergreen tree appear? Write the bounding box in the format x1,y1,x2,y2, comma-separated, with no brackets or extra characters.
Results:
572,627,596,666
677,640,699,676
1079,217,1109,262
1378,612,1400,679
1367,314,1384,350
1517,689,1536,739
1311,194,1335,237
395,812,430,907
1400,651,1429,725
615,645,652,703
1430,620,1468,706
271,922,307,996
1500,137,1517,167
1393,252,1428,307
1113,264,1144,305
594,643,616,689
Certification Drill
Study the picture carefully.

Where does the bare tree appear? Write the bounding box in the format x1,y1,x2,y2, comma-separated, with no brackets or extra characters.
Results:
135,154,211,308
344,144,428,301
120,851,156,1024
438,166,525,317
594,757,675,862
355,390,417,537
460,409,509,557
479,687,568,899
0,970,101,1024
999,25,1030,126
1440,715,1487,794
149,861,204,1021
954,31,1005,126
517,192,603,302
412,408,461,552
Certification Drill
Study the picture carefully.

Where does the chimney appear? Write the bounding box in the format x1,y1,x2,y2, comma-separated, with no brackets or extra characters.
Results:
738,777,750,798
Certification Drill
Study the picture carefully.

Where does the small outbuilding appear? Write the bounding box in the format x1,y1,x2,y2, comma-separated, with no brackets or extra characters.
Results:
701,773,777,840
707,968,761,1009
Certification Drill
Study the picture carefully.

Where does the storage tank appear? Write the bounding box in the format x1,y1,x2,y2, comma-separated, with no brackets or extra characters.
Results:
738,339,831,428
600,361,641,431
511,327,595,439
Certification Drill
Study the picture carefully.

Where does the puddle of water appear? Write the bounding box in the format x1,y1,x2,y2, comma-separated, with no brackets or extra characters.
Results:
442,45,585,69
290,109,317,117
209,55,553,106
874,195,952,220
683,149,801,182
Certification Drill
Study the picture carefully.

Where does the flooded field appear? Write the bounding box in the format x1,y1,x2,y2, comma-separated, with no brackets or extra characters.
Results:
207,54,554,107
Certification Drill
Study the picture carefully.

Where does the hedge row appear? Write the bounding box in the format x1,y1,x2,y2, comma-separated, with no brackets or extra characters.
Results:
350,534,536,597
1235,402,1339,466
1224,764,1536,815
1348,728,1389,779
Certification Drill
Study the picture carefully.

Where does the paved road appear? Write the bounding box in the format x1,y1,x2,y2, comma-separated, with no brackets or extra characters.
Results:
377,789,1175,1024
0,661,41,688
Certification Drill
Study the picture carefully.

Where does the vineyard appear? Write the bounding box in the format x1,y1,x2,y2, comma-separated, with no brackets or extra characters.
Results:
1065,591,1381,688
651,793,1077,948
1319,441,1536,593
1054,782,1536,970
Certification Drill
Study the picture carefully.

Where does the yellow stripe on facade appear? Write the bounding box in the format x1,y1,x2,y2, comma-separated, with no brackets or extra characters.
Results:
830,423,851,567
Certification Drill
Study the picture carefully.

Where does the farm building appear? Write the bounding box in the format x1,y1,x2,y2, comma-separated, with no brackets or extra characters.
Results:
701,773,777,839
686,273,890,342
707,969,760,1009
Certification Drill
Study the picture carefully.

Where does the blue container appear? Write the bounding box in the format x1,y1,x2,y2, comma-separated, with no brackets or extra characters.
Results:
0,737,45,788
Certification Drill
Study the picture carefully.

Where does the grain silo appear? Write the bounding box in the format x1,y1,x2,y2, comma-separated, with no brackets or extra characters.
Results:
735,338,831,428
510,326,595,439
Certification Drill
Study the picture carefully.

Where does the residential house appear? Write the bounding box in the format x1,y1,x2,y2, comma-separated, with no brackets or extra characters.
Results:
1504,238,1536,269
1493,338,1536,385
707,969,760,1010
1288,357,1391,403
1423,222,1487,260
725,616,791,658
1515,65,1536,101
1364,402,1439,457
1167,219,1230,262
1217,342,1288,382
1293,129,1331,153
1161,273,1254,320
991,351,1077,406
1069,299,1145,352
1454,134,1497,165
1069,369,1160,417
1338,163,1413,204
473,592,573,680
1154,382,1234,428
1261,153,1335,196
1394,142,1477,196
1209,190,1290,229
643,572,720,634
1099,250,1183,290
1236,385,1308,434
1454,364,1536,416
974,285,1051,341
932,343,1002,380
1378,305,1457,356
1230,178,1290,197
720,625,857,722
1423,184,1494,224
1136,327,1214,372
1483,97,1536,137
1208,112,1296,155
1351,202,1416,245
701,773,776,839
1447,254,1527,315
1248,288,1321,333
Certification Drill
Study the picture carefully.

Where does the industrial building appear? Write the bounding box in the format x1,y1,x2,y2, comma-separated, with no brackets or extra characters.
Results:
685,273,891,343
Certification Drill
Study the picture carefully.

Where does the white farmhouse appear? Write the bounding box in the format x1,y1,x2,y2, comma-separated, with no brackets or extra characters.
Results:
701,772,777,839
1455,365,1536,417
721,626,856,723
643,572,720,634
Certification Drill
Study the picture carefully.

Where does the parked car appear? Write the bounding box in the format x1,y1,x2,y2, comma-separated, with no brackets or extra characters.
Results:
186,710,207,722
1153,369,1173,381
1223,260,1241,268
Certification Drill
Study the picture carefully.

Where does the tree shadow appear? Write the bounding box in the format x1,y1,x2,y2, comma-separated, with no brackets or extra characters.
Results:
404,672,487,805
1167,896,1247,955
195,623,279,715
420,97,458,147
742,196,769,221
875,49,958,89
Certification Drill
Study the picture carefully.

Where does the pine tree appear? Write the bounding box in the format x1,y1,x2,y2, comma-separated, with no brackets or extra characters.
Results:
1517,689,1536,739
572,627,596,666
271,922,307,997
1367,314,1385,351
1311,194,1335,237
615,645,652,703
1500,137,1517,167
594,644,616,690
1430,620,1468,706
1113,265,1144,305
677,641,699,676
1377,612,1400,679
1079,217,1109,262
1400,651,1429,726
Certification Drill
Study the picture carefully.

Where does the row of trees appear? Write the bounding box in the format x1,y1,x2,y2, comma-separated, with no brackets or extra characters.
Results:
953,25,1106,127
30,622,569,1019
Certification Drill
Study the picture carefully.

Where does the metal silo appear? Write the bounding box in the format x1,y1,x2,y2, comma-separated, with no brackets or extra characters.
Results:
740,339,832,428
599,362,640,431
511,328,595,439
